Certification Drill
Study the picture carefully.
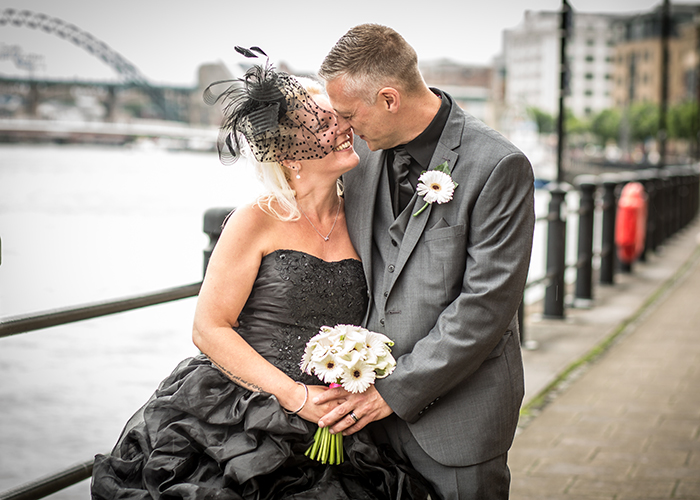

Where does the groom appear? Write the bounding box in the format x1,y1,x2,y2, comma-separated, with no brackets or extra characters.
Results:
314,24,535,499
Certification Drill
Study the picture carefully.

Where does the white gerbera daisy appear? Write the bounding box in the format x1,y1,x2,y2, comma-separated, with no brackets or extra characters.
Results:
340,360,377,394
313,352,345,384
416,170,455,204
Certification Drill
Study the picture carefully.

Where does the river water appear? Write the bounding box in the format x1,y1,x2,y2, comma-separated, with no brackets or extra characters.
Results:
0,143,554,498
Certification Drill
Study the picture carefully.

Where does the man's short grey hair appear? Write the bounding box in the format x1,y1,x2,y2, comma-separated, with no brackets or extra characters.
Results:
319,24,424,104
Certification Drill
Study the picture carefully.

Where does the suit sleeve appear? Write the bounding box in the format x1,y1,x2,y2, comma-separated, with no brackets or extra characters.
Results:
376,151,535,423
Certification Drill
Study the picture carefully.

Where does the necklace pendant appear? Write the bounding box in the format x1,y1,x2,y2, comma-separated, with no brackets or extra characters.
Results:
298,195,341,243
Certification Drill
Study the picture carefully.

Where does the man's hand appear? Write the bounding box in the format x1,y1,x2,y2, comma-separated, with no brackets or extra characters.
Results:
313,385,393,435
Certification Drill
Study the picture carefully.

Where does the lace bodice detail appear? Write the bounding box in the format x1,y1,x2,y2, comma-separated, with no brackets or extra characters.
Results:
237,250,368,384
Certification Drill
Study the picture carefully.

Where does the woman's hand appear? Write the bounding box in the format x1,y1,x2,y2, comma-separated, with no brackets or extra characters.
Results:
314,385,393,435
295,385,347,423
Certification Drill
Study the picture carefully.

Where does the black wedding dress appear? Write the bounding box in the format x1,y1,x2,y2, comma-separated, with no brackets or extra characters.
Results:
91,250,434,500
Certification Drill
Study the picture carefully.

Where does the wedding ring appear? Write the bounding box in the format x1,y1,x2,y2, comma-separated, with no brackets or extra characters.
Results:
349,411,359,423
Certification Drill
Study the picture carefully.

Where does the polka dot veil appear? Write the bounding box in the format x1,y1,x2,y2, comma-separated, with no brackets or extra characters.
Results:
204,47,338,165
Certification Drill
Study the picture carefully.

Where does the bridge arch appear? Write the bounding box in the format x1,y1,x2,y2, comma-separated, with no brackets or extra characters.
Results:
0,8,173,118
0,8,150,85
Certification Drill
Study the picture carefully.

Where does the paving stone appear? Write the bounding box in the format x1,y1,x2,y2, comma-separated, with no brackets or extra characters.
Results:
631,465,700,479
508,474,572,495
597,447,688,463
567,478,676,497
530,460,633,479
675,479,700,497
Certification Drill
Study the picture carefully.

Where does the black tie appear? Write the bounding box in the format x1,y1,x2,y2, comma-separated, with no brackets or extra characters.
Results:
391,146,414,217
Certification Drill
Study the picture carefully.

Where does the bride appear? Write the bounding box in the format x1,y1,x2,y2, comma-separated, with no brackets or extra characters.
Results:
90,50,434,500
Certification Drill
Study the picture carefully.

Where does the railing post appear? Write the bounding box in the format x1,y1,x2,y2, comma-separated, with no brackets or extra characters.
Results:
573,175,598,307
658,169,672,245
599,173,619,285
669,167,681,236
692,165,700,219
543,183,570,319
203,208,235,277
637,169,658,259
679,165,694,229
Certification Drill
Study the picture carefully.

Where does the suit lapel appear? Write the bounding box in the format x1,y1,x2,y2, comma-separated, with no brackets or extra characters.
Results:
387,105,465,290
346,149,385,292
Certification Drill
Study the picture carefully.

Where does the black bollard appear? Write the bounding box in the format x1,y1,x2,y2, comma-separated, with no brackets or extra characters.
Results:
573,175,598,307
657,169,672,244
680,165,695,229
680,166,692,228
599,174,619,285
669,167,682,236
543,183,570,319
203,207,236,277
692,165,700,220
637,169,658,259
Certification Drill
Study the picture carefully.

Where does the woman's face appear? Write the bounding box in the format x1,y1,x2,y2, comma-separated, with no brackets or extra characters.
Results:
301,95,359,177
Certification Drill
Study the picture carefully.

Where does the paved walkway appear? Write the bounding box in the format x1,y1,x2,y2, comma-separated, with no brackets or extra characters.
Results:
510,218,700,498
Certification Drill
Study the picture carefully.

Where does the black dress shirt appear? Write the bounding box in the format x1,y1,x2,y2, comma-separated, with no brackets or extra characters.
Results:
387,89,452,212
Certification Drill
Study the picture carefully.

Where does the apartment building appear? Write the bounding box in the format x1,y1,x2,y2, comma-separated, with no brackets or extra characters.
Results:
612,3,700,108
503,9,618,118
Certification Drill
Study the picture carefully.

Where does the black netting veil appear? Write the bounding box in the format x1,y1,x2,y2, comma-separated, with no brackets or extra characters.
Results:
204,46,338,165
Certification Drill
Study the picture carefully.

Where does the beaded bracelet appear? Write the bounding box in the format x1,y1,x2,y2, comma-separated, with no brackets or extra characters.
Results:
283,381,308,415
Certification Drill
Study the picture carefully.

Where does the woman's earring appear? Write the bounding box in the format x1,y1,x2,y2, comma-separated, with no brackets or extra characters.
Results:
295,167,301,180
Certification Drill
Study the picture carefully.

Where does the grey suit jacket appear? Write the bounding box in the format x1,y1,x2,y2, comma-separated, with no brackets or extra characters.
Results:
343,95,535,467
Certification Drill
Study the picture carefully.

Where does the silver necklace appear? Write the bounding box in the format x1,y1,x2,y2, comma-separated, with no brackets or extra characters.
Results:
299,196,341,242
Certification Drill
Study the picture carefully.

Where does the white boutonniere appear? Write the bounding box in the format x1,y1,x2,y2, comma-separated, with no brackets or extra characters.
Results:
413,162,458,216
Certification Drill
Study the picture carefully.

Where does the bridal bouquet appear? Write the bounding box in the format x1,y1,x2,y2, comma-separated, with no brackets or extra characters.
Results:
300,324,396,464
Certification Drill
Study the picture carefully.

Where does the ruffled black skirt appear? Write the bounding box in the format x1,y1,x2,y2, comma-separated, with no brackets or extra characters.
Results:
91,355,434,500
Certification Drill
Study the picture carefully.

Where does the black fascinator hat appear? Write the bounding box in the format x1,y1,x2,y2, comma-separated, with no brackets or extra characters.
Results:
204,46,338,165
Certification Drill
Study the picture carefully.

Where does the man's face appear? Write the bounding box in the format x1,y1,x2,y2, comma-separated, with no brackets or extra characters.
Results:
326,78,396,151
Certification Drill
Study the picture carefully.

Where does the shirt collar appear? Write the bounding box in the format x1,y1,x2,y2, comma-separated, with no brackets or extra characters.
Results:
403,88,451,169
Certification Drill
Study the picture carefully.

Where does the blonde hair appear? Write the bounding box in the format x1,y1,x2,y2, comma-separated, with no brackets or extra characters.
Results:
246,76,340,222
319,24,424,105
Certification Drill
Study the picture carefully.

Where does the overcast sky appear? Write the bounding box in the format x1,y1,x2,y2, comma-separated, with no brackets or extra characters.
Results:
0,0,692,86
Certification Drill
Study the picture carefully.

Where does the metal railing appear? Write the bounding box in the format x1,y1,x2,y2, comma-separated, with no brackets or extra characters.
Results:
0,283,202,500
0,283,201,339
0,208,231,500
522,164,699,327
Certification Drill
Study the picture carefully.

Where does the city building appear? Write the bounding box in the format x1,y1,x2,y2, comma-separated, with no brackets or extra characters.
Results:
503,9,619,120
420,59,493,125
612,3,700,108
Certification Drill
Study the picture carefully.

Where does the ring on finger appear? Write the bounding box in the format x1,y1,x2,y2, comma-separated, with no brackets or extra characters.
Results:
349,411,359,423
